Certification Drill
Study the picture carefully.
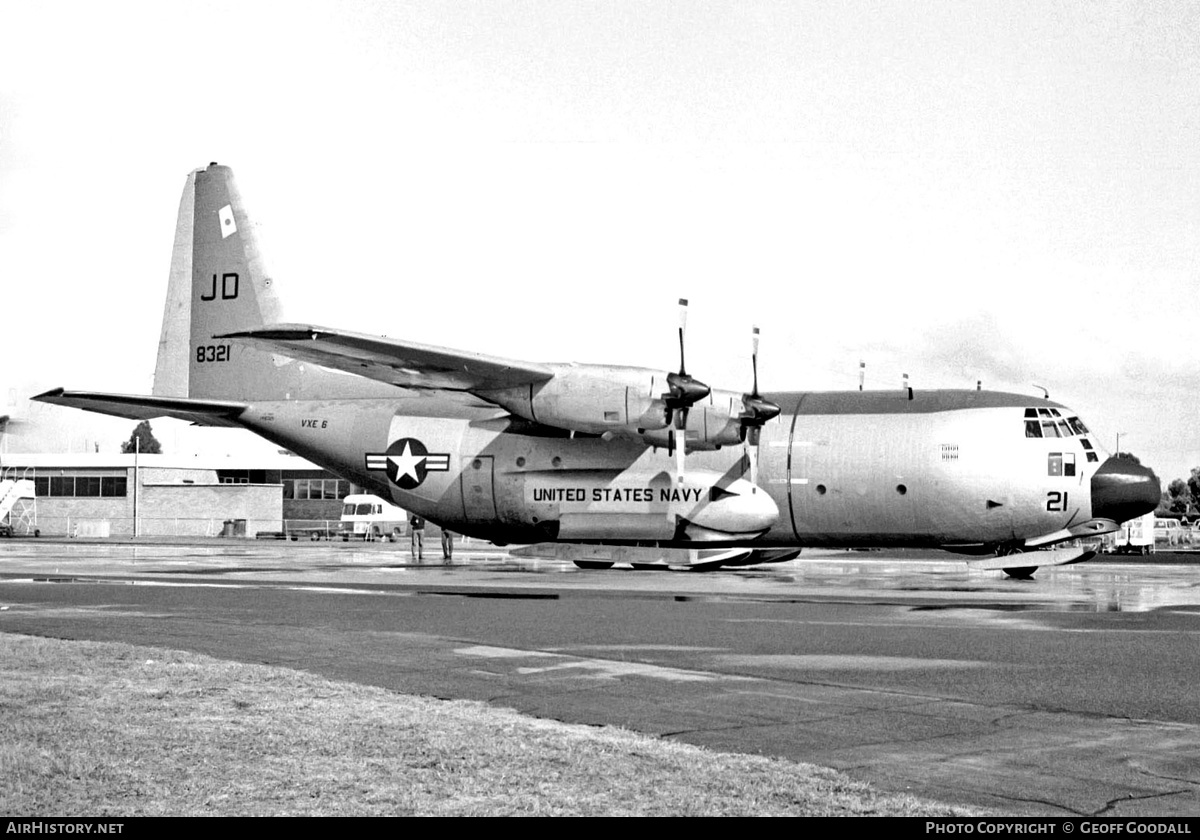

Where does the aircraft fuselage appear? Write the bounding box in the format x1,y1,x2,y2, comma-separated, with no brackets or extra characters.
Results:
238,388,1117,551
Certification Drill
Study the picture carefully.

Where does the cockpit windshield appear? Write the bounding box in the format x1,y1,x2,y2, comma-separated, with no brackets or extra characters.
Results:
1023,408,1099,461
1023,408,1089,438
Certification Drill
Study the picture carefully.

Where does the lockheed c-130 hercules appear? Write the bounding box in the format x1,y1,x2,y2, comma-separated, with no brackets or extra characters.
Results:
36,163,1160,577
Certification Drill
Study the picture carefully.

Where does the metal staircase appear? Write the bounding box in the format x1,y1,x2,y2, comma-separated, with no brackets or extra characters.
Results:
0,468,37,537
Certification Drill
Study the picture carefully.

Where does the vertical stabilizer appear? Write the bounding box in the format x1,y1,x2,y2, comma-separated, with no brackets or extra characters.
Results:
187,163,293,400
149,163,395,403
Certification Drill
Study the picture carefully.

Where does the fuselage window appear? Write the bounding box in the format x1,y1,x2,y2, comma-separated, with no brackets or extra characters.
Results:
1025,420,1043,438
1042,420,1062,438
1048,452,1076,477
1068,417,1090,435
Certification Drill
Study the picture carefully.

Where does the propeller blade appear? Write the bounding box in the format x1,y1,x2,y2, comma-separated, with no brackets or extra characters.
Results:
740,325,779,482
673,427,686,486
751,326,760,396
677,298,689,375
746,425,761,488
662,299,709,428
738,325,781,441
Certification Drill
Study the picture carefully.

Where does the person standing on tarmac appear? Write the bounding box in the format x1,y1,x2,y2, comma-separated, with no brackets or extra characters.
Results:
441,528,454,563
409,513,425,562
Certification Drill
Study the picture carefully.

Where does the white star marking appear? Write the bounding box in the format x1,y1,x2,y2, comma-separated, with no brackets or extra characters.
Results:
388,441,426,483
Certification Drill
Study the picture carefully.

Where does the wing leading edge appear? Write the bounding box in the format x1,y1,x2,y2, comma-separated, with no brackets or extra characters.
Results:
217,324,555,392
33,389,248,428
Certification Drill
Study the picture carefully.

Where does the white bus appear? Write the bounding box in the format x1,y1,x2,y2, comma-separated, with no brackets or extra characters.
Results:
339,494,407,541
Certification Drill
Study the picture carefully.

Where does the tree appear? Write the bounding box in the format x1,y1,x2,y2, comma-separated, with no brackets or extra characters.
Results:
1166,478,1191,515
1188,467,1200,516
120,420,162,454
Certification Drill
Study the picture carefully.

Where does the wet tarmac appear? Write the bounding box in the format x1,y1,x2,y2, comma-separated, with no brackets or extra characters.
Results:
1,538,1199,815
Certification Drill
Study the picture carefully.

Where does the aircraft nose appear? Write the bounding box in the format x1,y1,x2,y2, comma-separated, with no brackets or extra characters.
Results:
1091,456,1161,523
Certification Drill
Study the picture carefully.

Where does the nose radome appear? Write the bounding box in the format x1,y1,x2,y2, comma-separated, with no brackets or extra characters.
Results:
1091,456,1161,523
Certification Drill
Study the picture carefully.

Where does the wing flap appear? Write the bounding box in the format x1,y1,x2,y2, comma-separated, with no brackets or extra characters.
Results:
33,389,247,428
218,324,554,391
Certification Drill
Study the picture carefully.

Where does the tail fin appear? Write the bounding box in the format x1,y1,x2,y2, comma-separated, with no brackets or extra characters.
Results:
152,163,386,402
153,163,291,400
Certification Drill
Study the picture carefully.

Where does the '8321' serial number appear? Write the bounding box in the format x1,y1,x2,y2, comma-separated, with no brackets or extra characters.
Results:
196,344,232,363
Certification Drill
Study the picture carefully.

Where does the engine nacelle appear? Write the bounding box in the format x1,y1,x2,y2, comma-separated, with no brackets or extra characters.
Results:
479,364,676,435
638,387,747,451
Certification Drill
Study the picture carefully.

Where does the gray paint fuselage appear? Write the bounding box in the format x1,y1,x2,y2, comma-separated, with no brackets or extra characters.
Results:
237,388,1096,549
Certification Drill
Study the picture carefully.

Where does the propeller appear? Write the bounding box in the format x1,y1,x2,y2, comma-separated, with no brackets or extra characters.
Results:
738,326,781,487
661,299,709,487
662,298,711,432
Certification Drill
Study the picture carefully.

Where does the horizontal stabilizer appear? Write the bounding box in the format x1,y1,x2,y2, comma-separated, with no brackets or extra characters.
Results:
32,389,247,428
218,324,554,392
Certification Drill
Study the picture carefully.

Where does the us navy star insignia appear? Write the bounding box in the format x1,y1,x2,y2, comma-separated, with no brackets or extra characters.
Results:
365,438,450,490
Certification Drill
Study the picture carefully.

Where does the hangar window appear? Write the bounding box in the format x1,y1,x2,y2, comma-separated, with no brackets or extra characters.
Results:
32,474,126,498
288,478,350,500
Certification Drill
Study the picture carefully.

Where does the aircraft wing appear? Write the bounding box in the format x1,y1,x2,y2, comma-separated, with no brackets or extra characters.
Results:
32,389,248,428
217,324,555,391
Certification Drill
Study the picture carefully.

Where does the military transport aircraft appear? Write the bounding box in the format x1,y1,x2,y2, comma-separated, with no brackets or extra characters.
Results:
35,164,1160,576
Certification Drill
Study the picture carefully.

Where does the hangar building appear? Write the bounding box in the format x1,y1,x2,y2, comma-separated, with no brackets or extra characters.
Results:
0,452,355,538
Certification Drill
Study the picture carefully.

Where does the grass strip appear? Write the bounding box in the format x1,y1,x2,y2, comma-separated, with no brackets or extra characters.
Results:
0,633,983,816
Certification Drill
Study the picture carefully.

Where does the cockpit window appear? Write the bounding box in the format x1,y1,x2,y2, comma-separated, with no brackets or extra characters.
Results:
1024,408,1092,442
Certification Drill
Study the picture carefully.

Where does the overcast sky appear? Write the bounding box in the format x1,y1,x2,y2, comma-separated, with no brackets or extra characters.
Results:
2,1,1197,483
